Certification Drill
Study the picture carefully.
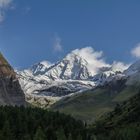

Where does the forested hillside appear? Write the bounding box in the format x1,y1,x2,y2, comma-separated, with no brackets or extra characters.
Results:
0,106,90,140
89,91,140,140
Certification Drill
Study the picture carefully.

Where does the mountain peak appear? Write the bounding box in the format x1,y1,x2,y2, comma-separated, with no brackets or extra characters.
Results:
31,60,52,75
64,51,88,66
24,50,92,81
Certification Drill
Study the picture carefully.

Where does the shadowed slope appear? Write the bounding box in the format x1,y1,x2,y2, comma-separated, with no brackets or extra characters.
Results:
0,53,26,106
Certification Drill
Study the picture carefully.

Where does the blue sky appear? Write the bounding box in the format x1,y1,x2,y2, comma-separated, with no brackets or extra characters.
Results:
0,0,140,69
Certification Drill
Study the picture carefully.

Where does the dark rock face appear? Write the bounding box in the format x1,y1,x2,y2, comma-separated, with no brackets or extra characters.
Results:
0,53,26,106
34,86,77,97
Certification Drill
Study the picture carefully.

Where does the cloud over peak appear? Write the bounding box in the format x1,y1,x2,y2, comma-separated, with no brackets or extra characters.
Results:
111,61,130,72
71,47,110,75
67,47,130,75
131,43,140,58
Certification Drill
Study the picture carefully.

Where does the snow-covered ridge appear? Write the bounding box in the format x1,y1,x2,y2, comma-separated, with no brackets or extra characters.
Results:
17,49,131,107
31,61,53,76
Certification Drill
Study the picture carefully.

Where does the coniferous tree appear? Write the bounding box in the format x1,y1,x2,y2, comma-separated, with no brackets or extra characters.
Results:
33,127,46,140
22,134,31,140
56,128,67,140
77,134,82,140
2,121,14,140
68,133,73,140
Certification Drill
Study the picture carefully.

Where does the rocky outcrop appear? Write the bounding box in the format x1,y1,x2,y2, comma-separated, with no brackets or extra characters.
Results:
0,53,26,106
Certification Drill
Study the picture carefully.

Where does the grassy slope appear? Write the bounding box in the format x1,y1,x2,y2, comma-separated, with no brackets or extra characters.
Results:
51,79,140,123
90,92,140,140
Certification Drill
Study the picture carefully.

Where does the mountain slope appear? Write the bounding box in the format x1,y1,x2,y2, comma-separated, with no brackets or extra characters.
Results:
51,77,140,123
90,91,140,140
0,53,26,106
50,60,140,123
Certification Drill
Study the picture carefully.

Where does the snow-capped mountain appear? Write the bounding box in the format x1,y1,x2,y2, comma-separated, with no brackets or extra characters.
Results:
31,52,92,81
17,50,127,107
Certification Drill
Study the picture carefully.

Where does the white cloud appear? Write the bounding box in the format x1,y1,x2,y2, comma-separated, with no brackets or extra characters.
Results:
0,0,13,22
68,47,130,75
71,47,110,75
131,44,140,58
53,36,63,52
112,61,130,72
